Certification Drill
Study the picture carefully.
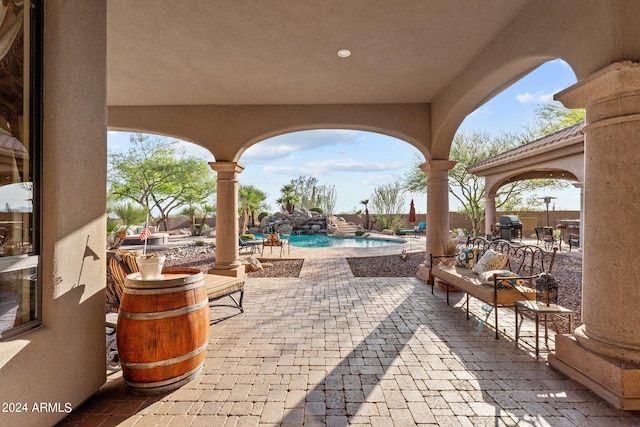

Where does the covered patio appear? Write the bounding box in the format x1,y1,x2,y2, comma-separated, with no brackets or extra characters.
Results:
60,255,640,426
2,2,640,426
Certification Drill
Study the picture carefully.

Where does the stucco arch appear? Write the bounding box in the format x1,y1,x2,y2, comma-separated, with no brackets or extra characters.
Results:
107,128,216,160
108,103,432,163
485,167,580,197
468,122,585,196
236,124,425,163
430,55,558,160
427,0,626,160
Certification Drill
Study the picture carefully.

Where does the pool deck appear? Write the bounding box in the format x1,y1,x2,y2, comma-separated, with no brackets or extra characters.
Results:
59,238,639,427
258,233,426,260
123,233,428,260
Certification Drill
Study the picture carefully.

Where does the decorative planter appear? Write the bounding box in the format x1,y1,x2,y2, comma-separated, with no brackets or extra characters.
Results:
136,255,166,280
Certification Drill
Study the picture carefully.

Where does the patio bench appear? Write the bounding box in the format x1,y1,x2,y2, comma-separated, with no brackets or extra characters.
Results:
429,237,557,339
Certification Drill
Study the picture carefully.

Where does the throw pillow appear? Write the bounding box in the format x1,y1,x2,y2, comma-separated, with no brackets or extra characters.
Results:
472,249,508,274
479,269,525,289
455,248,478,269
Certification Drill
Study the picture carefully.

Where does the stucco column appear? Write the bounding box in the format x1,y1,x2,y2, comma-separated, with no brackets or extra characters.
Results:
416,160,456,283
485,193,497,238
549,62,640,409
208,162,245,277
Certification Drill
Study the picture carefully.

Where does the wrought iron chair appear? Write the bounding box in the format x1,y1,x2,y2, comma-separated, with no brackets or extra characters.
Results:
105,250,140,372
239,236,263,254
534,226,556,250
261,225,290,257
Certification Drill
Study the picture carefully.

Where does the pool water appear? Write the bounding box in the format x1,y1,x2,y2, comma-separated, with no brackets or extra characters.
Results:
257,234,405,248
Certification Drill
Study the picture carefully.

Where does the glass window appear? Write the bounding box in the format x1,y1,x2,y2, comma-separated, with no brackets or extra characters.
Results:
0,0,41,339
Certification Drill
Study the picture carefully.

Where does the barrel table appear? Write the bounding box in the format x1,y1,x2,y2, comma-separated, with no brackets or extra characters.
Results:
116,268,210,393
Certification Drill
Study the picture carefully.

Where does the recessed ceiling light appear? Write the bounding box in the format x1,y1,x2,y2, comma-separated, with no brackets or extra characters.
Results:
337,49,351,58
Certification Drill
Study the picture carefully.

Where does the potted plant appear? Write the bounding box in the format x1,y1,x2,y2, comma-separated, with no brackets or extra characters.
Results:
136,253,166,280
134,216,166,279
439,237,459,266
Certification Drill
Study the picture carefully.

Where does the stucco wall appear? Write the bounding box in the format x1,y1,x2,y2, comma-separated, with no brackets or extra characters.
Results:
0,2,107,426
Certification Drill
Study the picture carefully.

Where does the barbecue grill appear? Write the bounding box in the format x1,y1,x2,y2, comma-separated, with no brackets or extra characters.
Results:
499,215,522,241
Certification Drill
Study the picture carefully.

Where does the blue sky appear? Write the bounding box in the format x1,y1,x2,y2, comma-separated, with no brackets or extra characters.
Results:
108,59,580,214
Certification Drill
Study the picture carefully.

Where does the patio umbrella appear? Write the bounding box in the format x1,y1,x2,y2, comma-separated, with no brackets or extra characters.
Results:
406,199,417,253
408,199,416,224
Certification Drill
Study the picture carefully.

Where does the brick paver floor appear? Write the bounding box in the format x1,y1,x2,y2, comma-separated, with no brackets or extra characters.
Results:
60,258,640,426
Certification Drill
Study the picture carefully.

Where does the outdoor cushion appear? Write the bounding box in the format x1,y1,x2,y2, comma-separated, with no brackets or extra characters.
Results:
472,249,508,274
455,248,478,269
479,269,525,289
433,264,536,305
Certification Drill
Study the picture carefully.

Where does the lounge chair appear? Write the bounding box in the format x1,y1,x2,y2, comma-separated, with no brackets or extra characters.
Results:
239,236,263,254
399,221,426,236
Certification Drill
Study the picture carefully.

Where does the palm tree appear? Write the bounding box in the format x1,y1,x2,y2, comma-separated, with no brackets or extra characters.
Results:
112,202,148,229
108,201,148,247
197,202,215,235
179,205,199,235
238,185,267,234
276,184,299,214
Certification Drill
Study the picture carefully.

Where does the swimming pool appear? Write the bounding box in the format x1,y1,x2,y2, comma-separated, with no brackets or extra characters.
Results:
257,234,406,248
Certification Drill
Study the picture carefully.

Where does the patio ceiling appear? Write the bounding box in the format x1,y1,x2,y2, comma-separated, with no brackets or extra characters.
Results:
106,0,529,107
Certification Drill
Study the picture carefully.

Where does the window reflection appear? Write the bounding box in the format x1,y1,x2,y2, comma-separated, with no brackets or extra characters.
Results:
0,1,38,338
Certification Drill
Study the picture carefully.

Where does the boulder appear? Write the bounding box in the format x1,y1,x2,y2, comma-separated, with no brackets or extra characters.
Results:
244,256,263,272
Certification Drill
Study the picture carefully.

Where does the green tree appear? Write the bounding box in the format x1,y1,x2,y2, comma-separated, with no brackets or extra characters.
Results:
369,182,406,232
107,200,147,247
403,131,563,236
108,133,216,230
238,184,268,234
111,201,148,228
197,202,216,234
288,175,337,214
531,102,585,137
314,184,337,214
276,184,299,214
403,102,584,236
290,176,319,209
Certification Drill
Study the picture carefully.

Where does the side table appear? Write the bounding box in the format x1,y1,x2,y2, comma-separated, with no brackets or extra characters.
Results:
515,300,574,358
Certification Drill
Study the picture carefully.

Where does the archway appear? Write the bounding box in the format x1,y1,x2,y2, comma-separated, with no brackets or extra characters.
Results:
468,122,584,238
238,129,426,216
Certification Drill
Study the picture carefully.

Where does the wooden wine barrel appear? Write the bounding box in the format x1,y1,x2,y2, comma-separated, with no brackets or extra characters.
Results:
116,268,210,393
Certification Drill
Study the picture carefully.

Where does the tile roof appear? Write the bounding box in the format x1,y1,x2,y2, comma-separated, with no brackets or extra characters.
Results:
467,122,585,173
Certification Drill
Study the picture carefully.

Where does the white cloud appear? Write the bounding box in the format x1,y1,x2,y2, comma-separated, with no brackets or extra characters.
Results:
259,158,407,178
240,129,361,164
361,174,398,186
549,58,572,69
306,159,406,173
262,165,308,176
515,91,554,103
468,107,492,117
